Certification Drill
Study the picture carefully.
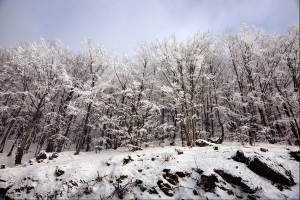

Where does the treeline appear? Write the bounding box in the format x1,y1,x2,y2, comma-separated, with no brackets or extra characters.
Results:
0,24,299,164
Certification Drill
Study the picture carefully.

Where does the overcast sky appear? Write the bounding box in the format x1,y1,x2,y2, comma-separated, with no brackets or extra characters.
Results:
0,0,299,57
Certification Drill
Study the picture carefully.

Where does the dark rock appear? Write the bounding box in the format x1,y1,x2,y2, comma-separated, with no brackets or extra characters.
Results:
139,184,147,192
248,157,295,186
52,152,59,158
214,146,219,150
195,140,210,147
214,169,255,194
197,174,218,192
0,165,5,169
176,171,186,178
55,168,65,177
123,156,134,165
218,185,234,195
136,179,143,185
248,194,260,200
260,148,268,152
84,186,92,194
36,151,47,160
157,180,174,197
138,169,143,173
26,186,34,194
193,189,199,195
163,168,171,174
163,173,179,185
289,151,300,162
227,189,234,195
232,150,249,163
69,180,78,187
194,168,204,175
119,175,128,180
0,187,10,198
148,187,158,194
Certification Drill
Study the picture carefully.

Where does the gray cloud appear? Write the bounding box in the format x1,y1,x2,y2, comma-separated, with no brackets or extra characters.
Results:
0,0,298,57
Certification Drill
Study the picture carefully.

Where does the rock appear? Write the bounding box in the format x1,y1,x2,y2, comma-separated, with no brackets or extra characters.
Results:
52,152,59,158
260,148,268,152
248,194,260,200
247,157,295,186
163,169,171,174
197,174,218,192
193,189,199,195
138,169,143,173
194,168,204,175
139,184,147,192
157,180,174,197
123,156,134,165
195,140,210,147
218,185,234,195
163,173,179,185
232,150,249,163
136,179,143,185
176,171,186,178
84,186,92,194
214,169,255,194
214,146,219,150
0,164,5,169
69,180,78,186
36,151,47,160
148,187,158,194
55,168,65,177
289,151,300,162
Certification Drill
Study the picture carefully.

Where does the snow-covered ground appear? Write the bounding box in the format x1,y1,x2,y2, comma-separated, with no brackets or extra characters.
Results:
0,141,299,199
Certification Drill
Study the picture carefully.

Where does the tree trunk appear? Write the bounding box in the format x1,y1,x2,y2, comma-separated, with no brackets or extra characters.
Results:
0,108,21,153
74,102,92,155
15,93,46,164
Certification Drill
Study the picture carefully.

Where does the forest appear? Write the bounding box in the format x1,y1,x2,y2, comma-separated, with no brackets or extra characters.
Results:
0,23,299,165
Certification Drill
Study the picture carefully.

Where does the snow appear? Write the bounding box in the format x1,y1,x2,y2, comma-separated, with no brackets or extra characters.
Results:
0,142,299,199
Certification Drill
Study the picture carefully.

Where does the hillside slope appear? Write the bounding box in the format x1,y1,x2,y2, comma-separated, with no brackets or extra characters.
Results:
0,142,299,199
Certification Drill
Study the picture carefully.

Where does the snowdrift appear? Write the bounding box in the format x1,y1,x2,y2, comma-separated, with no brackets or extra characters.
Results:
0,142,299,199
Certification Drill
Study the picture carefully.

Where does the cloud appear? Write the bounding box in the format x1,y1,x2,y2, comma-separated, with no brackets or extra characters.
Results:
0,0,298,57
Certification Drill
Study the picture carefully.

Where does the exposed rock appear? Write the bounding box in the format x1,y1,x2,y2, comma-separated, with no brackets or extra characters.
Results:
214,169,255,194
0,164,5,169
36,151,47,161
163,173,179,185
55,168,65,177
52,152,59,159
157,180,174,197
214,146,219,150
195,140,210,147
139,184,147,192
123,156,134,165
194,168,204,175
148,187,158,194
176,171,185,178
69,180,78,186
135,179,143,185
197,174,218,192
218,185,234,195
193,189,199,195
247,194,260,200
162,168,171,174
232,150,249,163
289,151,300,162
247,157,295,186
260,148,268,152
84,186,92,194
